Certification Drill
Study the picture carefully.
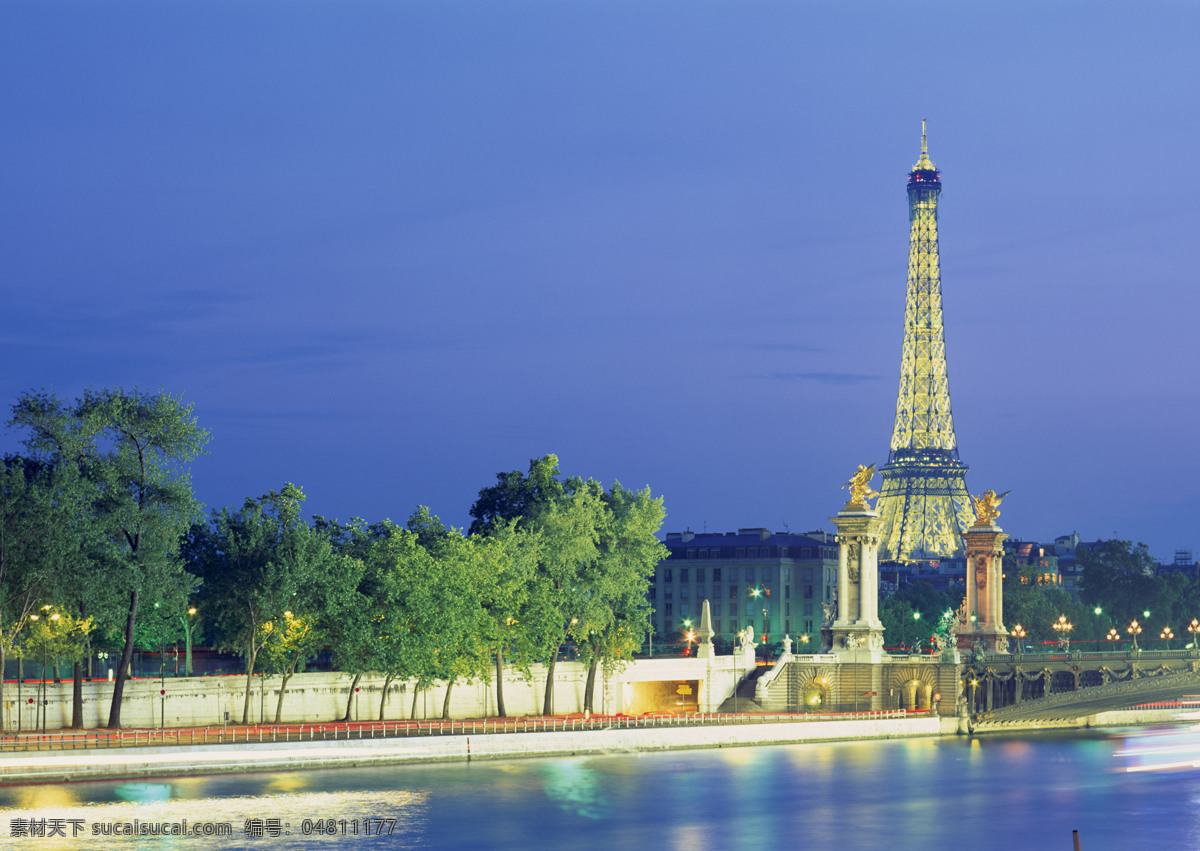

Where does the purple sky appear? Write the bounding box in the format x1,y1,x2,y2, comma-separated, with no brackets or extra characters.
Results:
4,2,1198,561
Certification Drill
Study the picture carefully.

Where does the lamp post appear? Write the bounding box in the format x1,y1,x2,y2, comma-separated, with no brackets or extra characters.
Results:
1052,615,1073,652
1128,619,1143,651
1010,624,1026,654
912,611,921,652
1188,619,1200,650
1106,627,1120,648
153,602,169,729
1094,607,1103,649
1161,626,1174,650
29,612,41,733
750,584,771,656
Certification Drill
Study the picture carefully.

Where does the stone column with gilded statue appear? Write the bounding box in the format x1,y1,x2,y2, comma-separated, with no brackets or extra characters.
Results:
957,489,1011,653
829,464,886,662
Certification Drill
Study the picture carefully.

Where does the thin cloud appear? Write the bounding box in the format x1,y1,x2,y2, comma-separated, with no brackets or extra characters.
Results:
760,372,883,386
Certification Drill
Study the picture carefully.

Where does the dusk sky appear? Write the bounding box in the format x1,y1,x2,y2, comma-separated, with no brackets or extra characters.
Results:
4,2,1198,561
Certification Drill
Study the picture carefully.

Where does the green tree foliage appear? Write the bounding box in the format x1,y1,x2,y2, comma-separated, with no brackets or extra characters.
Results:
0,457,82,729
879,581,964,651
1078,540,1162,625
8,388,208,729
471,455,666,715
190,484,357,724
257,611,326,723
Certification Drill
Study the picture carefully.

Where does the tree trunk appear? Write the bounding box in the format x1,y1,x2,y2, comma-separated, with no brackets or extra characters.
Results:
106,589,140,729
0,640,6,732
542,653,557,716
72,661,84,729
379,674,394,721
494,650,506,718
442,678,455,720
274,671,293,724
411,683,421,719
583,658,599,714
240,644,258,725
341,672,361,722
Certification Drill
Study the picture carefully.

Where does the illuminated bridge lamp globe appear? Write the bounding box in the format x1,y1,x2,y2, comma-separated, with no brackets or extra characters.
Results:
1188,619,1200,649
1160,626,1174,650
1128,619,1143,651
1010,624,1026,654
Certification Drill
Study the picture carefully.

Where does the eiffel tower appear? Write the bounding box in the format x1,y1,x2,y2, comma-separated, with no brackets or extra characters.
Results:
876,123,975,561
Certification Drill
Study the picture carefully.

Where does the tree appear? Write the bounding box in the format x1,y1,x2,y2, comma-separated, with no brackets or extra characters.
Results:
0,457,80,730
1079,540,1159,625
191,484,350,725
470,456,667,715
257,611,325,723
8,388,208,729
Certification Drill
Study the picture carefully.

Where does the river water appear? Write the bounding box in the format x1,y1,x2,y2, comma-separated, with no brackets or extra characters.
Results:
0,729,1195,849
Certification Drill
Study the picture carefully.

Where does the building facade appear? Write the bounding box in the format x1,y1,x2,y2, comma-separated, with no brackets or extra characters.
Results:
652,528,839,648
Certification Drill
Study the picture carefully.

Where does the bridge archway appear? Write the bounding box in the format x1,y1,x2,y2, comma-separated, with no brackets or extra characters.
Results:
889,667,938,711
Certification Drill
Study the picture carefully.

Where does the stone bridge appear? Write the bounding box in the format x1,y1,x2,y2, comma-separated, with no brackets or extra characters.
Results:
963,649,1200,727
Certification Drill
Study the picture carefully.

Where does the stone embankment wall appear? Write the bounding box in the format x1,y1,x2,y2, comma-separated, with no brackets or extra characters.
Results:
2,665,606,731
0,716,954,784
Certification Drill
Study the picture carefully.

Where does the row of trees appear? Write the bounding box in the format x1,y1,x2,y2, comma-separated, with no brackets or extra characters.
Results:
0,387,667,729
879,539,1200,653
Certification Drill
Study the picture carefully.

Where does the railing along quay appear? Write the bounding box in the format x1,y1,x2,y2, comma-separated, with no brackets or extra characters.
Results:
0,709,915,753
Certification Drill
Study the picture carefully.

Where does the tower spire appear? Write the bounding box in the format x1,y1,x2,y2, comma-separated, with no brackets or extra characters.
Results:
913,119,936,172
875,125,974,561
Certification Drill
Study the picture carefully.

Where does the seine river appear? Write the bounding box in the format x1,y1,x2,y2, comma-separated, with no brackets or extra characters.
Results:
1,730,1196,849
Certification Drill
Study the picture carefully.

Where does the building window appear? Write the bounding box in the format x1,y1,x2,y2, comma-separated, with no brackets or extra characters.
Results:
681,568,689,583
736,548,745,557
785,585,791,599
649,588,657,600
783,566,791,580
729,568,739,582
746,567,756,581
785,602,790,616
748,547,757,558
715,619,722,633
785,619,791,632
665,603,673,617
713,568,722,582
686,549,695,559
804,584,813,599
696,568,705,583
804,602,813,615
729,585,737,599
712,603,721,616
664,569,673,582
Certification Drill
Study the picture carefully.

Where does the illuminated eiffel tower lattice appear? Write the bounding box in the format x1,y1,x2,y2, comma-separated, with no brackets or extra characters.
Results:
876,123,975,561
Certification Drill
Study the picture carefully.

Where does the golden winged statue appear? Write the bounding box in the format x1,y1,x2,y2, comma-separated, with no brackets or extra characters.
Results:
843,463,879,509
971,489,1011,526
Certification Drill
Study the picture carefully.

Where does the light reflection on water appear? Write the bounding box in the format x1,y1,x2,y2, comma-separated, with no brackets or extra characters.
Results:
1,731,1198,849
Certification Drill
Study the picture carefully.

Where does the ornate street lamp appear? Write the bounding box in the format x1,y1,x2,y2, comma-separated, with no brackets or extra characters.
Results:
1161,626,1175,650
1128,619,1143,651
1106,627,1121,647
1010,624,1026,654
1188,618,1200,650
1052,615,1073,651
